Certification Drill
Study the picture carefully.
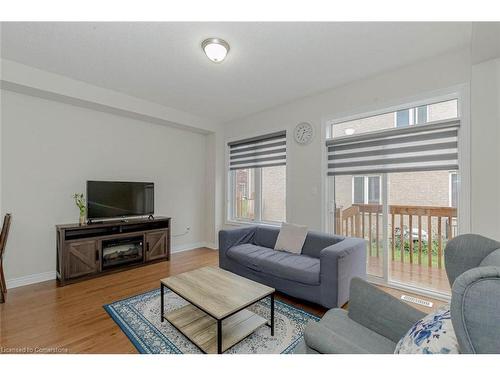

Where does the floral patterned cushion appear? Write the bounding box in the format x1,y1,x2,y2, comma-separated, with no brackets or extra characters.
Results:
394,304,460,354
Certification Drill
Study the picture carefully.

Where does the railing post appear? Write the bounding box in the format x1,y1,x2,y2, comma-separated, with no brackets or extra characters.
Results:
355,209,361,238
335,207,342,235
400,214,404,263
418,215,422,265
409,215,413,264
391,211,395,261
368,212,372,257
427,215,433,268
437,217,442,269
361,209,365,240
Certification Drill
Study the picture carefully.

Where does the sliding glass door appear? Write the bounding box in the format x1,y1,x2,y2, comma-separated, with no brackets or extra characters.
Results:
326,98,460,295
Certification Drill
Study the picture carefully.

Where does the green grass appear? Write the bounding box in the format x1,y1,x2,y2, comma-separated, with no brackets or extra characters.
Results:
367,239,445,268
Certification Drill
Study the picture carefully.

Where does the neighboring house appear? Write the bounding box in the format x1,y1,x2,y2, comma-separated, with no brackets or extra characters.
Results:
234,166,286,223
331,99,458,213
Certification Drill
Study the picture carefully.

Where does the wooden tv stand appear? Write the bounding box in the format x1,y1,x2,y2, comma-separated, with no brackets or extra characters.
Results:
56,216,171,285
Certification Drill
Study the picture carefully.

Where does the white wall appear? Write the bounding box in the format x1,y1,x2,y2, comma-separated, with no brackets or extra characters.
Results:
471,57,500,240
1,59,219,134
223,49,471,231
3,44,498,288
1,90,211,283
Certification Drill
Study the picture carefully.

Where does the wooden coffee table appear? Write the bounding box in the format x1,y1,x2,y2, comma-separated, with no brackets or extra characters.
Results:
160,266,275,354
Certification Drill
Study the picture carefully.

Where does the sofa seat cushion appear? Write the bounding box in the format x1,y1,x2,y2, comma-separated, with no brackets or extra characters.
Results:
226,243,320,285
226,243,273,271
259,250,320,285
305,309,397,354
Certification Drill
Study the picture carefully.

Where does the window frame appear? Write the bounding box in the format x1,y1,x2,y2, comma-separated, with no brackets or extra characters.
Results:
394,105,430,128
351,175,382,205
323,85,470,302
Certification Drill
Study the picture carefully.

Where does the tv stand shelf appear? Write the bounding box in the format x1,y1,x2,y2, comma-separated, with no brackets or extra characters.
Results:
56,216,171,285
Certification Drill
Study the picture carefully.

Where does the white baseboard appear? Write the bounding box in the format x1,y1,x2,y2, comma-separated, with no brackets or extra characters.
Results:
205,242,218,250
6,243,217,290
171,242,218,253
6,271,56,290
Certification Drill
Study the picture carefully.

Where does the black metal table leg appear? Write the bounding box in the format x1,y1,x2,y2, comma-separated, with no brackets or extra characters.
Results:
160,283,165,322
270,292,275,336
217,319,223,354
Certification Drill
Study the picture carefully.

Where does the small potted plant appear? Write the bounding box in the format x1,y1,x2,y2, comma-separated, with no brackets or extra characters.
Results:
73,193,86,225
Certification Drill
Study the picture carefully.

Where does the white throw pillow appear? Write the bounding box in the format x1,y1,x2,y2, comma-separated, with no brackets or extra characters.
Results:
394,304,460,354
274,222,308,254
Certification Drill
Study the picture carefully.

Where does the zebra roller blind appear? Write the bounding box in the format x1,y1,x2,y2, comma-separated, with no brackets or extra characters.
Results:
228,130,286,170
326,119,460,176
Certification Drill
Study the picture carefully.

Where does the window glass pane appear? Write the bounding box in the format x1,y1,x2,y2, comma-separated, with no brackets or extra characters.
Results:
368,176,380,204
416,105,427,124
353,176,365,204
396,109,410,127
261,166,286,222
332,112,394,138
330,99,458,138
233,168,255,220
428,99,458,122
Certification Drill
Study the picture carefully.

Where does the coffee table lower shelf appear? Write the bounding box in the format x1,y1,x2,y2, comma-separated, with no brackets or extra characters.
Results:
165,304,267,354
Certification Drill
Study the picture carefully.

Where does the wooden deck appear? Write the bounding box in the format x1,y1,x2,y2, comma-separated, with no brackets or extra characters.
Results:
367,255,451,293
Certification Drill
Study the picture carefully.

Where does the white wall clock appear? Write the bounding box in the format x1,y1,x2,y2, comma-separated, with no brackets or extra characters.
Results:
294,122,314,145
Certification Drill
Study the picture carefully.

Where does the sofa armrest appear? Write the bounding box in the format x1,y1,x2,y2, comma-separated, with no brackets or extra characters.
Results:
218,226,257,266
304,320,371,354
445,234,500,286
319,237,366,308
348,278,426,343
451,266,500,354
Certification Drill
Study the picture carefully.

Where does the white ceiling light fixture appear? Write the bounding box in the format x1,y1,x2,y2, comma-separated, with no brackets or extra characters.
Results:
202,38,230,63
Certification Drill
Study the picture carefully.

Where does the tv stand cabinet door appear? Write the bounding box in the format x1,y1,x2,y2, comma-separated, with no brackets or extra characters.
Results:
66,240,99,279
145,231,168,261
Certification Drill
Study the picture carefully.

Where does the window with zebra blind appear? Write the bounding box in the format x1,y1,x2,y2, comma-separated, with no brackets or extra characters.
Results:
325,96,461,296
227,131,286,223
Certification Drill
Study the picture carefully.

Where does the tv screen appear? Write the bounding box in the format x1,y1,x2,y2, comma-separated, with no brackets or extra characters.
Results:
87,181,154,219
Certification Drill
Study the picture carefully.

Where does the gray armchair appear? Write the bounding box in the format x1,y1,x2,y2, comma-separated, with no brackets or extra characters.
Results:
295,234,500,354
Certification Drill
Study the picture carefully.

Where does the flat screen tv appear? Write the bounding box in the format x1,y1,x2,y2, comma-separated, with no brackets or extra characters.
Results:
87,181,154,220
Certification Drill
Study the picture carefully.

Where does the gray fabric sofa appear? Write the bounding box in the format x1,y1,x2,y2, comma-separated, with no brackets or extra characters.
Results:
295,234,500,354
218,225,366,309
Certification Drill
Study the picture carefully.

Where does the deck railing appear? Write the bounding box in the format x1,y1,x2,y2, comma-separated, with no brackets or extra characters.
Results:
335,204,457,268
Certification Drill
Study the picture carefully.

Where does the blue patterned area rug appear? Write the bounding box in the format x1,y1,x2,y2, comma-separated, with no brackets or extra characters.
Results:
104,288,319,354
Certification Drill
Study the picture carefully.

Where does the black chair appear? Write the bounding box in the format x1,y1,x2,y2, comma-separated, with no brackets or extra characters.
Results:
0,213,12,303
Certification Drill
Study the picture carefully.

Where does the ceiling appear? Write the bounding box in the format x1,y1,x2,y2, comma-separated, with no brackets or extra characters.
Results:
1,22,472,123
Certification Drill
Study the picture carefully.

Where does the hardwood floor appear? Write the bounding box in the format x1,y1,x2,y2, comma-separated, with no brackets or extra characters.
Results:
0,248,327,353
0,247,440,353
368,256,451,294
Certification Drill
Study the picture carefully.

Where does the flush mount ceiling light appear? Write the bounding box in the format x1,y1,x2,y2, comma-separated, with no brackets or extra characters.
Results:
202,38,230,63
